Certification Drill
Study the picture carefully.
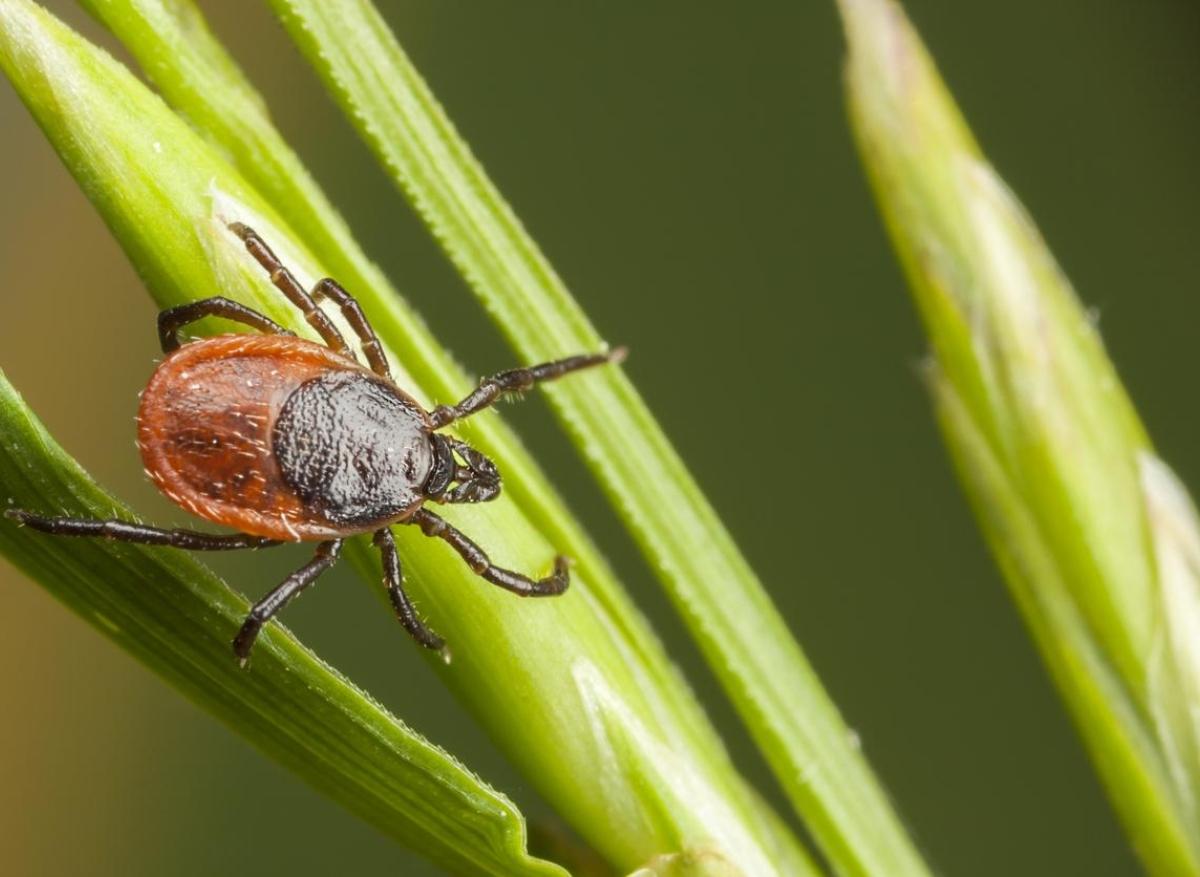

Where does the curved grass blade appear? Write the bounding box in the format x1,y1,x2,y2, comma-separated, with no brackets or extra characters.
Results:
837,0,1200,871
264,2,929,875
0,1,814,871
0,367,563,876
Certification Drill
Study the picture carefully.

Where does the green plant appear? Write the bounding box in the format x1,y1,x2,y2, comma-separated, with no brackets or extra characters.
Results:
3,0,1196,874
0,0,923,874
839,1,1200,874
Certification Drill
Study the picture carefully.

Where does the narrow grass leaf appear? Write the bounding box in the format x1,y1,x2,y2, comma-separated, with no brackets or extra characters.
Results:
0,379,563,877
839,0,1200,871
263,2,930,875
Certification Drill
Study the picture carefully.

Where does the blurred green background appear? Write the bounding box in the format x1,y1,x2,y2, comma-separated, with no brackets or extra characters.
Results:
2,1,1198,874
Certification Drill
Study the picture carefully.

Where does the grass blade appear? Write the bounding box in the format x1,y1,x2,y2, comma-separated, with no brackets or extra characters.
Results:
0,382,561,877
264,2,930,875
1,0,813,871
838,0,1200,871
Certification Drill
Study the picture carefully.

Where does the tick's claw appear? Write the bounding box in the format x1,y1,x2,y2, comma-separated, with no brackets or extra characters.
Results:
232,620,260,664
415,628,445,652
536,556,571,595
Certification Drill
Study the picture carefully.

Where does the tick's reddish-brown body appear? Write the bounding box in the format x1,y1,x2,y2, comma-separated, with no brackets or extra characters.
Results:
9,222,618,661
138,334,429,542
139,334,338,540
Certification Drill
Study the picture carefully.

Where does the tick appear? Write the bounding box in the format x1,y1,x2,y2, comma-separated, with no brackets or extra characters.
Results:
6,222,622,662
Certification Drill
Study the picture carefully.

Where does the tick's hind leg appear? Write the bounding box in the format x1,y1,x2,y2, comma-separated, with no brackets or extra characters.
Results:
373,528,444,651
5,510,281,550
157,296,293,353
227,222,354,360
410,508,569,596
429,349,626,428
233,539,343,663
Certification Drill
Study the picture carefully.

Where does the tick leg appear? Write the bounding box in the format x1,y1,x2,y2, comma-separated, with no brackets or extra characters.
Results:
227,222,354,360
409,508,569,597
429,349,625,429
5,510,281,550
233,539,343,663
311,278,391,379
373,528,444,651
157,296,294,353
